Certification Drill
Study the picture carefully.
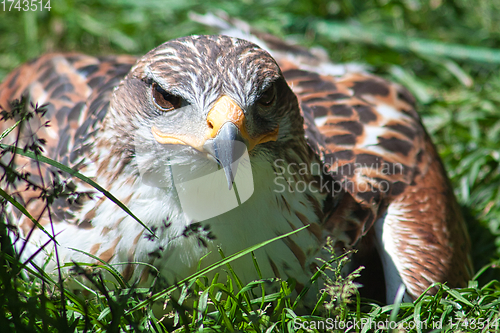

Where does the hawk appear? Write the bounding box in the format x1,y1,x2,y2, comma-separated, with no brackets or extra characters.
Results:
0,31,472,305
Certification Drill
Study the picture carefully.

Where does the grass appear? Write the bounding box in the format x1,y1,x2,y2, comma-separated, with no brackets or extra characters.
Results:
1,0,500,332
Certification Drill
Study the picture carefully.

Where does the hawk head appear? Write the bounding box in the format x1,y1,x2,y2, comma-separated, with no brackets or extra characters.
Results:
100,35,307,192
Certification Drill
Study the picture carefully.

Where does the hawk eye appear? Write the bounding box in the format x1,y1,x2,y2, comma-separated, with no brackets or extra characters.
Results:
257,84,276,107
152,82,182,111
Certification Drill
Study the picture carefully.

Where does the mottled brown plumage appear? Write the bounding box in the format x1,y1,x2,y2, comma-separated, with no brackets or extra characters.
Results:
0,25,472,305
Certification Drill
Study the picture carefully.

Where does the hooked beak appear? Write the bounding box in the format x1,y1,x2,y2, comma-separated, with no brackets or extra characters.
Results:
203,122,246,190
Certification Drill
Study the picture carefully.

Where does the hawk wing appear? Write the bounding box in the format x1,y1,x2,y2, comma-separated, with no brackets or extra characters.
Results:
0,53,136,232
283,64,473,300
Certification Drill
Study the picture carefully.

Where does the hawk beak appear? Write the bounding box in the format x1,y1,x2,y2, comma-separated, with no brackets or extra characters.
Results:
204,96,249,190
203,122,246,190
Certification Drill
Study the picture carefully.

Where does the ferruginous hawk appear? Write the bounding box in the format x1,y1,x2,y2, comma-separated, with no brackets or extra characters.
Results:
0,32,472,304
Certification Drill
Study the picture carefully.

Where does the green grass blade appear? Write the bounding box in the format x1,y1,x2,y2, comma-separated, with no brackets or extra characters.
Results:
389,284,406,323
0,187,55,242
0,119,22,142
